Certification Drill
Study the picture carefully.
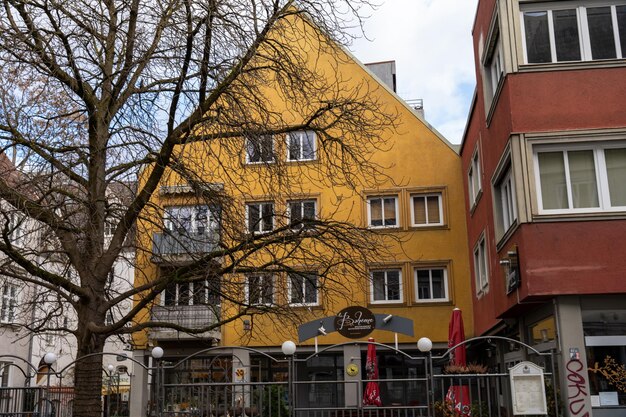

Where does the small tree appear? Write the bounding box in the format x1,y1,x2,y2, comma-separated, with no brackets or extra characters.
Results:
0,0,396,415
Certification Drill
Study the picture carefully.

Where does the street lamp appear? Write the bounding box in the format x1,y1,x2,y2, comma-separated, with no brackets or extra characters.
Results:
106,364,115,417
151,347,165,417
42,352,57,417
416,338,434,416
281,341,297,417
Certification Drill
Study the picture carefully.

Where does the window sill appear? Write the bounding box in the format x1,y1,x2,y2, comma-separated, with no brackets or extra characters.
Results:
495,221,519,252
518,58,626,73
469,190,483,216
289,303,321,309
286,158,317,164
368,300,405,307
244,160,276,166
368,225,401,231
411,299,452,306
409,224,448,231
532,210,626,222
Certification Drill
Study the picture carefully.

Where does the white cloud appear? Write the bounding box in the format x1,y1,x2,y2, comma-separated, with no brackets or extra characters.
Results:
348,0,478,144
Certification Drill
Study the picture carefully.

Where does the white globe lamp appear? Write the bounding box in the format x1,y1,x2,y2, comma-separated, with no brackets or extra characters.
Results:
417,337,433,353
151,346,164,359
43,352,57,365
281,340,297,356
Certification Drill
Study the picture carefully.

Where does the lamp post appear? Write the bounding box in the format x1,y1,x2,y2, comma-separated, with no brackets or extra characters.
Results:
106,364,114,417
281,341,297,417
43,352,57,417
151,347,164,417
417,338,433,417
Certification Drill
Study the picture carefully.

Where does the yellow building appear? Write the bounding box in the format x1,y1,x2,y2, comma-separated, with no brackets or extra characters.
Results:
131,12,472,414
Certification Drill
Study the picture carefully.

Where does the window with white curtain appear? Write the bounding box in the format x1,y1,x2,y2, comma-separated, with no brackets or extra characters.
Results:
534,142,626,213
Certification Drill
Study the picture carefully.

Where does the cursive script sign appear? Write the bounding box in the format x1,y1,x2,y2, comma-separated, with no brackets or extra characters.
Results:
334,306,376,339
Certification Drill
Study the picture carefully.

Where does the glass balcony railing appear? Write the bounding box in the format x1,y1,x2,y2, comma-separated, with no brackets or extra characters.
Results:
152,231,219,258
150,304,221,340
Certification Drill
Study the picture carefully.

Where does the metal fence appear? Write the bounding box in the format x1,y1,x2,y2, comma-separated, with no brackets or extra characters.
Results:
1,337,558,417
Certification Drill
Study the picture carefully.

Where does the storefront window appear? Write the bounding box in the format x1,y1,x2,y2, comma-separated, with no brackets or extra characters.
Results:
360,351,428,406
529,316,557,345
584,310,626,408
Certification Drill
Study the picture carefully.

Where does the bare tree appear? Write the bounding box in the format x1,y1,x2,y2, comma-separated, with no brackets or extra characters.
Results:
0,0,397,414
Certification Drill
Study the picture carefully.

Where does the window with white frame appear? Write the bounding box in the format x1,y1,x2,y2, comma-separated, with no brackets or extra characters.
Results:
288,272,318,305
1,283,17,323
104,220,115,237
8,213,25,245
468,149,482,207
495,165,517,233
164,205,219,236
0,362,10,387
485,36,504,100
521,3,626,64
246,135,274,163
415,267,449,302
534,142,626,213
411,193,443,226
247,202,274,233
287,131,316,161
163,280,220,306
367,196,398,227
474,235,489,294
288,199,316,229
247,274,274,305
370,269,402,303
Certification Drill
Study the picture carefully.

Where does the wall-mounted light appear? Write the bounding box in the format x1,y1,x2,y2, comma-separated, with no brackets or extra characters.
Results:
383,314,393,324
318,325,327,336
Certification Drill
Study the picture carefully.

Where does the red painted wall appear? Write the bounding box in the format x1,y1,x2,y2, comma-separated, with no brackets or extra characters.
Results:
509,68,626,132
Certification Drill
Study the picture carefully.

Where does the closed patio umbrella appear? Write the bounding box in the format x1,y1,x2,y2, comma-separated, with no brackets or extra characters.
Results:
445,308,471,416
363,337,382,406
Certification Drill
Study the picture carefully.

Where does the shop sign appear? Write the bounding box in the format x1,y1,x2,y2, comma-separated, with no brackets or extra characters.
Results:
334,306,376,339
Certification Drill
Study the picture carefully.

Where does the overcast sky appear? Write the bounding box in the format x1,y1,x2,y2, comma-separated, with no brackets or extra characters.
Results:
348,0,479,144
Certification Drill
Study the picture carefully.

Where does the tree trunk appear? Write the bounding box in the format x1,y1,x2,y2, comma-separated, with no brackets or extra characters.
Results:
72,328,106,417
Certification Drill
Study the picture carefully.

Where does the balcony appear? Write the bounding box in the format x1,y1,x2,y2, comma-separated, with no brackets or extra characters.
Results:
152,231,219,264
150,304,221,341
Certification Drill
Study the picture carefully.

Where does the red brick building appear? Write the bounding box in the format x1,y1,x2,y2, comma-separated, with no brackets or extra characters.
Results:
461,1,626,416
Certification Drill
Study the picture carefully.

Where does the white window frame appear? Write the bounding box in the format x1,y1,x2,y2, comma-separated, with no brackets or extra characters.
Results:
286,131,316,161
533,141,626,214
245,135,275,163
410,193,444,227
414,267,449,303
1,283,18,324
370,269,403,304
246,202,274,233
496,166,518,233
520,2,626,64
164,205,218,236
8,213,26,246
288,199,317,229
474,234,489,295
468,148,482,207
288,272,319,306
0,361,11,387
246,274,275,306
367,196,399,228
162,280,217,307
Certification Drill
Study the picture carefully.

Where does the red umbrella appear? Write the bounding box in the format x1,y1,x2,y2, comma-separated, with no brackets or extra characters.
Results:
446,308,471,416
363,337,382,406
449,307,467,366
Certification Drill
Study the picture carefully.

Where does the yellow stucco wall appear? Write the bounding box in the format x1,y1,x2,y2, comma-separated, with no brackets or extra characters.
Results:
132,13,472,351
